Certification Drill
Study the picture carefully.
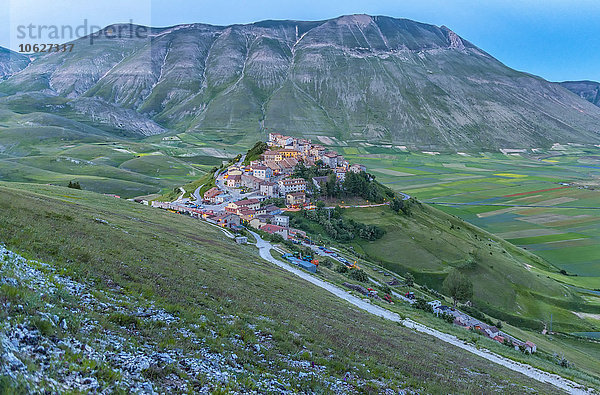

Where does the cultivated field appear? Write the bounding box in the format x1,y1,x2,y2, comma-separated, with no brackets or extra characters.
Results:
343,146,600,292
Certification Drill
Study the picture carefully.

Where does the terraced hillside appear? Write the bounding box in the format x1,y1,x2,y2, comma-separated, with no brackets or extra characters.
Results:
2,15,600,149
0,182,566,393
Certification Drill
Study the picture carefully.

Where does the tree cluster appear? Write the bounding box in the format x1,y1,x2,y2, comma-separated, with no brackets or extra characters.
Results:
292,207,384,242
67,181,81,190
342,171,386,203
390,197,418,216
442,269,473,307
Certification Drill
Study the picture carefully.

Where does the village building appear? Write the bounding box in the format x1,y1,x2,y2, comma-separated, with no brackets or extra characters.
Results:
322,152,341,168
259,223,288,239
286,192,306,207
252,165,272,180
226,198,261,213
349,163,367,173
278,148,300,158
214,194,230,204
335,167,347,181
203,187,222,203
278,158,298,175
226,174,241,187
241,174,262,190
206,212,240,228
264,160,282,175
273,214,289,227
278,178,307,195
309,145,326,158
259,181,278,197
263,150,282,162
263,204,282,216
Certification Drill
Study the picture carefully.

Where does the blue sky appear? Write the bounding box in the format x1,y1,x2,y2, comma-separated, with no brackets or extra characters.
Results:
4,0,600,82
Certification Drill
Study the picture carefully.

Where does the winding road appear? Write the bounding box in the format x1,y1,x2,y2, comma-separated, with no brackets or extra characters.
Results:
246,230,590,394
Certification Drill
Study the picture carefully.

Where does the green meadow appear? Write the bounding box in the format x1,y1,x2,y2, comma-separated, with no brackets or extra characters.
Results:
343,146,600,291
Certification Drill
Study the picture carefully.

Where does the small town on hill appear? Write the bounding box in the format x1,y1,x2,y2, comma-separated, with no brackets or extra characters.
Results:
149,133,538,355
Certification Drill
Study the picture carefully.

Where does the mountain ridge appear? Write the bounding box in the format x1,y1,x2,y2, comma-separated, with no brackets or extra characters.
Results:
1,14,600,149
561,80,600,107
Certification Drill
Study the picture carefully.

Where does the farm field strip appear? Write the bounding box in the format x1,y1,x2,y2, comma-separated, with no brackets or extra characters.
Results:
342,149,600,285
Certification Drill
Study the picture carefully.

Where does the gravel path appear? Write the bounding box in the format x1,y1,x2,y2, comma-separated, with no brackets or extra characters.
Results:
247,230,591,394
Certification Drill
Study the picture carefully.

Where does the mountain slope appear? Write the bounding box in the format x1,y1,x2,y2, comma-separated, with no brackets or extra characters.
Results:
0,47,30,81
0,182,566,393
561,80,600,107
2,15,600,149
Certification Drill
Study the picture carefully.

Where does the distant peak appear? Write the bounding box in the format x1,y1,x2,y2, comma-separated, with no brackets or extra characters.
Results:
334,14,373,26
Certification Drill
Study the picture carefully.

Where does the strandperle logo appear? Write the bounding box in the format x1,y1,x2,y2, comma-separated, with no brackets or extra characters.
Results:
15,19,149,44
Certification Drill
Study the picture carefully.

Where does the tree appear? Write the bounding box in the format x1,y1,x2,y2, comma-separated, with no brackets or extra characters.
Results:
442,269,473,307
414,298,433,313
348,268,368,282
68,181,81,190
404,273,414,288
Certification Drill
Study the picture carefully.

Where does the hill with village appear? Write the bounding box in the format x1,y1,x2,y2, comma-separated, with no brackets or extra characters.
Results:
1,13,600,395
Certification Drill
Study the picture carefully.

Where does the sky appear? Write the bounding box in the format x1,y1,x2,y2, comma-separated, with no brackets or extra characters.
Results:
3,0,600,82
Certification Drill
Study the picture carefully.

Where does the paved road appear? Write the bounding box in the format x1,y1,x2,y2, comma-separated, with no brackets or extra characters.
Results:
247,230,590,394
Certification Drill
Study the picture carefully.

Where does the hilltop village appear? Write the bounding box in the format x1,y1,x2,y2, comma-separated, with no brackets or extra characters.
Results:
148,134,540,355
153,133,368,241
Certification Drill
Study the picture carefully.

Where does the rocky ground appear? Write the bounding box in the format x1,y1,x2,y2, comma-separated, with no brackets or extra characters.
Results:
0,244,382,394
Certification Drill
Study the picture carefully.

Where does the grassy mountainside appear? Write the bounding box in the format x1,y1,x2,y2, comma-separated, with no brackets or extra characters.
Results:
0,182,564,393
343,204,598,333
2,16,600,149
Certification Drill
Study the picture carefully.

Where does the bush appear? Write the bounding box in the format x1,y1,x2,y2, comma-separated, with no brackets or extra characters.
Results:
440,312,455,324
413,298,433,313
67,181,81,190
348,269,368,283
335,265,348,274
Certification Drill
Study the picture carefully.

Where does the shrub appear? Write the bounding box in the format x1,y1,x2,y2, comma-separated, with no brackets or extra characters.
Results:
348,269,368,283
335,265,348,274
440,312,455,324
31,316,55,336
67,181,81,190
413,298,433,313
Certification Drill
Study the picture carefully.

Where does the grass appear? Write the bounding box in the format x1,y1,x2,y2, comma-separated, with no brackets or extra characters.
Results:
343,150,600,289
341,204,597,334
273,237,600,389
0,181,570,393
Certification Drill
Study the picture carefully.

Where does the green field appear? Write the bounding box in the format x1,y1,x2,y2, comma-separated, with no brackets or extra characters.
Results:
342,147,600,290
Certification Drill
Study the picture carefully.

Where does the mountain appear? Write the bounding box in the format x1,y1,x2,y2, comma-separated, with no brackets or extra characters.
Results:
561,80,600,107
0,47,30,80
1,15,600,149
